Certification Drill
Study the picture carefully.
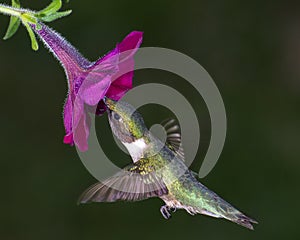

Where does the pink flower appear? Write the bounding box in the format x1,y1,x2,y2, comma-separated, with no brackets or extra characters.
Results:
35,23,143,151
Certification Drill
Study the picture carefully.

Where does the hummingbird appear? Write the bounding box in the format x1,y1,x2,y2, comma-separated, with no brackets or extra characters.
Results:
79,98,257,230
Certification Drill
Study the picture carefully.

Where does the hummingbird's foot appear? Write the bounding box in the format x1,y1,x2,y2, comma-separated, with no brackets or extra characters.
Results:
170,207,177,213
160,205,172,219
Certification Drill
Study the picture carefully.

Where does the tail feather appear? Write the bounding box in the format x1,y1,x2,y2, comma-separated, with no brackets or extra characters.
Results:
188,181,258,230
225,212,258,230
198,207,257,230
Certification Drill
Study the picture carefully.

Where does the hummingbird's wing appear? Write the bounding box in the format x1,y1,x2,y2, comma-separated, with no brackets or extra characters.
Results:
161,118,185,159
78,161,168,204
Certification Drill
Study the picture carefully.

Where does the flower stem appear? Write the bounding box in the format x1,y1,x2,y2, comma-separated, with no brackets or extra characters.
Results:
0,1,73,51
0,4,23,17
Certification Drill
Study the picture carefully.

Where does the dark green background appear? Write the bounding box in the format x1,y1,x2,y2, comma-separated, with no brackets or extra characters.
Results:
0,0,299,239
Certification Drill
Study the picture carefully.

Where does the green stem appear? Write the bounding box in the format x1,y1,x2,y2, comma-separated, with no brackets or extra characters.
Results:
0,4,22,17
0,4,38,26
0,1,72,50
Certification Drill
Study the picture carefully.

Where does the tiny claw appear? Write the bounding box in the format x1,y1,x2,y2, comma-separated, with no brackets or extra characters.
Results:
160,205,172,219
170,207,177,213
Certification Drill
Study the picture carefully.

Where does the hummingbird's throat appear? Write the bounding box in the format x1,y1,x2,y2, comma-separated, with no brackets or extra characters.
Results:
122,138,147,162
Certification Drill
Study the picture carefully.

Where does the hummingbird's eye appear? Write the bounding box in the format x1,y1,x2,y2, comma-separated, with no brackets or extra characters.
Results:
114,113,121,121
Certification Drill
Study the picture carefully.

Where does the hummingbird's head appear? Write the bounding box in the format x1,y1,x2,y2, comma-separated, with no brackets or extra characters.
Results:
104,98,148,143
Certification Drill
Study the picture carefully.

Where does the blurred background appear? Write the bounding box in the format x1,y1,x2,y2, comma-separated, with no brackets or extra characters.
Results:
0,0,299,239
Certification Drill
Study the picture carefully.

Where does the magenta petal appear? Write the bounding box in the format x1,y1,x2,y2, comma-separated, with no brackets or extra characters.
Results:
95,32,143,115
73,111,91,152
72,98,91,152
106,72,133,100
79,75,112,106
106,31,143,99
63,133,74,145
72,97,84,133
119,31,143,61
63,94,74,145
93,46,120,69
78,48,120,106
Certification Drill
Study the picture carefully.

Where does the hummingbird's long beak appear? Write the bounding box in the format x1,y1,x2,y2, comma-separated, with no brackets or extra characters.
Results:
103,97,116,111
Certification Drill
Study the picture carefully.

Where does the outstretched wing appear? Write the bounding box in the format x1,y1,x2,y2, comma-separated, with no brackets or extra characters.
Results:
78,160,168,203
161,118,185,159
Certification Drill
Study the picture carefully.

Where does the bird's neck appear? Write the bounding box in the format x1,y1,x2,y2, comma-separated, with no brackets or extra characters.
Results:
122,138,148,162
